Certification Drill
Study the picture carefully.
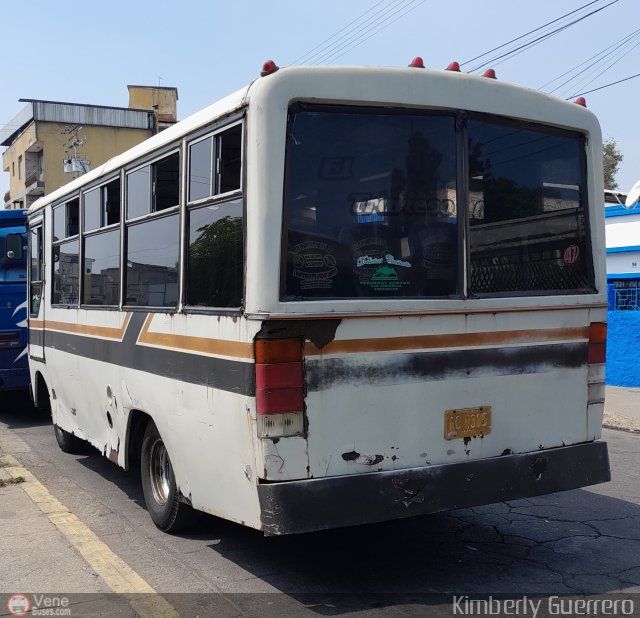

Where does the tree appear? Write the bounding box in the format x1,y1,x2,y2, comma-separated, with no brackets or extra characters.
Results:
603,138,623,189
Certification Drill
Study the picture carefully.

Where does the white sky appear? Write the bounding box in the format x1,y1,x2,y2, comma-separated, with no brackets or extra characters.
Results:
1,0,638,201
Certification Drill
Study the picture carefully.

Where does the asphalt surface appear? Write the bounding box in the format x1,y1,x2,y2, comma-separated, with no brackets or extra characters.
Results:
0,389,639,615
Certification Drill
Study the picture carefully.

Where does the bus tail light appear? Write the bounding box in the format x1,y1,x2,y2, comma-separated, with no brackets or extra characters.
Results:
574,97,587,107
588,322,606,406
255,338,304,438
482,68,497,79
445,61,460,72
408,56,425,68
588,322,606,365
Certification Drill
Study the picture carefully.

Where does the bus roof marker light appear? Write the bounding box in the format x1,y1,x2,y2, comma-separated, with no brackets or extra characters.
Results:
574,97,587,107
260,60,279,77
445,61,460,72
482,68,497,79
408,56,425,68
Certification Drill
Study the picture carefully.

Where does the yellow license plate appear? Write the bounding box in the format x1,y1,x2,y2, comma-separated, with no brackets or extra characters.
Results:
444,406,492,440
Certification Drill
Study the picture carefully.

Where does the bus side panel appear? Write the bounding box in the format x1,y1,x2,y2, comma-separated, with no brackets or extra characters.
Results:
39,310,264,530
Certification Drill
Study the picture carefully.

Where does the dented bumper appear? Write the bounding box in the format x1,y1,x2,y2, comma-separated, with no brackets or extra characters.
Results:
257,441,610,536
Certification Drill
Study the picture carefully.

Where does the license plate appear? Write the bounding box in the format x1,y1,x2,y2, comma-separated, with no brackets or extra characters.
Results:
444,406,492,440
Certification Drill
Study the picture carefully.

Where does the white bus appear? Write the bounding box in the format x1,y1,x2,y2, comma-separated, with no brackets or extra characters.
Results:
27,61,610,535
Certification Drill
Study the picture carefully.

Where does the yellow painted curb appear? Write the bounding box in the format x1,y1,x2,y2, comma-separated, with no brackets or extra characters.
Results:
0,452,178,618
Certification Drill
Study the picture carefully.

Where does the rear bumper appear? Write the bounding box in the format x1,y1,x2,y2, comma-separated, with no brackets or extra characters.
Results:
257,441,610,536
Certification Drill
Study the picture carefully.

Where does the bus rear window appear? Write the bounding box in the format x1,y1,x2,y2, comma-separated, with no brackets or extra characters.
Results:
467,119,593,294
283,106,458,299
283,106,593,300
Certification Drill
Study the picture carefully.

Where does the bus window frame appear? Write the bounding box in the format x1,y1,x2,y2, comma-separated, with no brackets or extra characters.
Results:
28,222,44,318
464,111,595,298
51,194,81,308
80,173,123,310
182,117,246,315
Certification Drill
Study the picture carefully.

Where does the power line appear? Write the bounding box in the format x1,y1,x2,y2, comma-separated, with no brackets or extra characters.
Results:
466,0,620,72
310,0,411,65
291,0,390,65
461,0,603,67
314,0,426,65
294,0,406,65
539,27,640,90
557,34,640,97
567,71,640,97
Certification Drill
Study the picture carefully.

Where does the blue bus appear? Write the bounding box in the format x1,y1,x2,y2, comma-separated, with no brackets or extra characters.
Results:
0,209,29,391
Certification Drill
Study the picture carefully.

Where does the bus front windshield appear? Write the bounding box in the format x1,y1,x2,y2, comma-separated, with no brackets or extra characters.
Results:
0,232,28,284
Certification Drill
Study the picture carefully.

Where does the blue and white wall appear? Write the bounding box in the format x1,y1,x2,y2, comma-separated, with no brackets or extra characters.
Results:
605,203,640,385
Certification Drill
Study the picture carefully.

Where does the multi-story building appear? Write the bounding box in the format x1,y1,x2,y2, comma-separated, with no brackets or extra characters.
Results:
2,86,178,209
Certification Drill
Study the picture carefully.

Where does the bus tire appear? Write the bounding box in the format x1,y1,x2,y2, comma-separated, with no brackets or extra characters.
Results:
53,424,82,454
140,421,200,533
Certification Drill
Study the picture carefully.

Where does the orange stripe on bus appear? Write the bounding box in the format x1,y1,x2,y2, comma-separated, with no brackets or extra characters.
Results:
304,326,590,356
137,314,253,359
29,314,132,340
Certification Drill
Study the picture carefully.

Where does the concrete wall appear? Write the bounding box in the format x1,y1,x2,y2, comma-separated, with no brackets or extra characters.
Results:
606,311,640,386
2,122,38,199
36,122,152,196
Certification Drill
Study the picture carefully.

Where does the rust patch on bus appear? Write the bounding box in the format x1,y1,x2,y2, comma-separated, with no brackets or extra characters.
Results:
256,319,341,350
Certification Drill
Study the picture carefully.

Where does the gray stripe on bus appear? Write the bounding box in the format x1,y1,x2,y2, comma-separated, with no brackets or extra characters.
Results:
31,312,256,396
304,342,587,392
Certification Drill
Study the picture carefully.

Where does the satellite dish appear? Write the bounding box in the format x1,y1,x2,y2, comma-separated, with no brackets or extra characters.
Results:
625,179,640,208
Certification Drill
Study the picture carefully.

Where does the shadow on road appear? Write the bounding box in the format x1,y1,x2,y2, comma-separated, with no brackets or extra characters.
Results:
0,389,49,428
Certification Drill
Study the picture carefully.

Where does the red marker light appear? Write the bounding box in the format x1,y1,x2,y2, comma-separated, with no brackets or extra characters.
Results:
260,60,279,77
445,61,460,72
408,56,425,68
482,68,497,79
574,97,587,107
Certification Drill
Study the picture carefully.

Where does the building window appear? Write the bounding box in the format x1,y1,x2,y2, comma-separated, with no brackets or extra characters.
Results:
188,124,241,203
18,155,22,180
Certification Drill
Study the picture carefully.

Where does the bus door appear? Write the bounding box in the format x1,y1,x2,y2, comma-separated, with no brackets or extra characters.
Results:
28,221,45,362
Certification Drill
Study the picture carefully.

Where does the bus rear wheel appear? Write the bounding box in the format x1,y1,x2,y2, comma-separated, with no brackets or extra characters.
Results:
140,421,200,533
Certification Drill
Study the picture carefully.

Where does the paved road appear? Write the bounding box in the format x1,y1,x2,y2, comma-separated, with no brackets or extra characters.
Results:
1,390,639,613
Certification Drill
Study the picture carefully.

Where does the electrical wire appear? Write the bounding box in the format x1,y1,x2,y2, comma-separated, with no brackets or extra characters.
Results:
310,0,413,65
291,0,395,65
314,0,426,64
567,71,640,98
460,0,603,67
466,0,619,73
558,35,640,97
539,27,640,91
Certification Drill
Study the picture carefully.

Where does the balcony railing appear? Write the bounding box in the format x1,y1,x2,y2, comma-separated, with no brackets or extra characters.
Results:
25,170,44,187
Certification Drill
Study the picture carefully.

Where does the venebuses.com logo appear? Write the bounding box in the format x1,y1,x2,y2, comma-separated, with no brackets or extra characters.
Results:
7,594,30,617
6,593,71,616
